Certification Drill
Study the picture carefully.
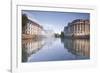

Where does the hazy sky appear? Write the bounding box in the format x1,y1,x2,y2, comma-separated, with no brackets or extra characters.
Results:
22,10,90,34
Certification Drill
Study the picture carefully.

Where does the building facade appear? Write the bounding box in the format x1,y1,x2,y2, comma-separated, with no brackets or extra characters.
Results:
22,19,43,39
64,19,90,38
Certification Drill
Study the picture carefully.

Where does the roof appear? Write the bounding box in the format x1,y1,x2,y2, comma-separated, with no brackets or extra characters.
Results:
71,19,89,25
28,19,43,29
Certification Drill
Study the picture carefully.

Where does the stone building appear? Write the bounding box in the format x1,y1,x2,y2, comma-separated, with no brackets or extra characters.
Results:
22,19,43,39
64,19,90,38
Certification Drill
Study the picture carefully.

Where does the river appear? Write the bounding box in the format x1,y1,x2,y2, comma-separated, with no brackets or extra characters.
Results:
22,37,90,62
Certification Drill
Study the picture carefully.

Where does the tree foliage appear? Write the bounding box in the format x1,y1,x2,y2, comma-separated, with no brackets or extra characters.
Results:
60,31,64,37
22,14,28,27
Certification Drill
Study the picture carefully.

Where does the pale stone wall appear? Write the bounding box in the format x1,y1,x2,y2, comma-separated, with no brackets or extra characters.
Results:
22,19,43,39
64,19,90,38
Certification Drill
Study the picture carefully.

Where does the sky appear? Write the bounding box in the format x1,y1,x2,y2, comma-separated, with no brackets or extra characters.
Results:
22,10,90,34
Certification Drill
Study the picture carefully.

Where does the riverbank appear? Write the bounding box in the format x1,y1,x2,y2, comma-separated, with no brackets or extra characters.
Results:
22,34,36,39
62,35,90,39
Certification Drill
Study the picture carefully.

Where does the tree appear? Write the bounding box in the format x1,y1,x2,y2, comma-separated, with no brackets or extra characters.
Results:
60,31,64,38
22,14,28,27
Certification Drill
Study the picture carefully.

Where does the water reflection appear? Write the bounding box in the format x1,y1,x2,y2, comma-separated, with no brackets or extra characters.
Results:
22,39,46,62
22,38,90,62
61,38,90,58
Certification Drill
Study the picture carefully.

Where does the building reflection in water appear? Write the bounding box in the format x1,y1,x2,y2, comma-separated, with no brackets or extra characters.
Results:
61,38,90,58
22,38,90,62
22,39,45,62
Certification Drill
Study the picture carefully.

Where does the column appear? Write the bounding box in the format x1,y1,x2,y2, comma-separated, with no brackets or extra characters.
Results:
74,24,75,33
84,23,86,35
83,22,85,34
78,23,80,34
81,23,82,33
80,23,81,34
85,22,88,35
79,23,81,34
82,23,83,33
75,24,76,33
78,23,79,33
76,24,78,34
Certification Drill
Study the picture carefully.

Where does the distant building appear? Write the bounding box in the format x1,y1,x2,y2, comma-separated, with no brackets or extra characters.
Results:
64,19,90,38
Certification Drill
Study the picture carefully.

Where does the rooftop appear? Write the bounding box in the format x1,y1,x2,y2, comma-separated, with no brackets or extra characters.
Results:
28,19,43,29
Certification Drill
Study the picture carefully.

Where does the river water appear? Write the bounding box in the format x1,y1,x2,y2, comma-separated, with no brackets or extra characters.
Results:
22,37,90,62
